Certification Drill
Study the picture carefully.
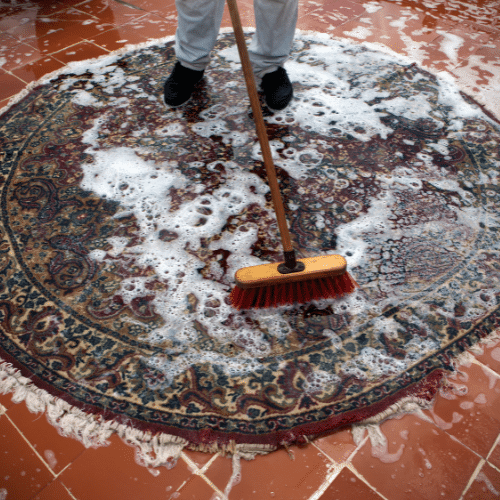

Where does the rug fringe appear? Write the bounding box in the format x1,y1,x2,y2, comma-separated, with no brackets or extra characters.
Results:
1,352,437,460
350,397,434,447
0,358,277,468
2,330,499,468
0,359,188,467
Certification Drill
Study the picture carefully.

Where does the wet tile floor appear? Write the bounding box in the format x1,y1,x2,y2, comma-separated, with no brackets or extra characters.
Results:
1,0,500,498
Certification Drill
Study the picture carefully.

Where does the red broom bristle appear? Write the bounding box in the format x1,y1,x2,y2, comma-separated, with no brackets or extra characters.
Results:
230,271,358,310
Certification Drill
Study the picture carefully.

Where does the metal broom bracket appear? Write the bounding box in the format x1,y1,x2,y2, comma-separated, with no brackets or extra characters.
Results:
278,251,306,274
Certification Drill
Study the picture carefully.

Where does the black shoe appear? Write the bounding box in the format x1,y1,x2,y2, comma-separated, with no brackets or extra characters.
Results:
163,61,204,107
261,67,293,110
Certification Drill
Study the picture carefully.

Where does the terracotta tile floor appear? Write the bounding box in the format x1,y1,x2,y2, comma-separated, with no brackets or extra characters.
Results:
1,0,500,498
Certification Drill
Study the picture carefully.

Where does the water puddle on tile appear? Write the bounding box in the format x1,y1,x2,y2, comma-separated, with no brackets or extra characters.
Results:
43,449,57,470
475,470,500,497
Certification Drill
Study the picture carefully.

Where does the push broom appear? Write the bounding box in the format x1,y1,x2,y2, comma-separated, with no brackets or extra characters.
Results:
227,0,358,309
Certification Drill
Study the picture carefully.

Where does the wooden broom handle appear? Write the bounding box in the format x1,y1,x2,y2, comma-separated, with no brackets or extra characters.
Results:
226,0,294,254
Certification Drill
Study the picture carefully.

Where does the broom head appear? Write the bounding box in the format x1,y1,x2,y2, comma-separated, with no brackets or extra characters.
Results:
230,254,357,309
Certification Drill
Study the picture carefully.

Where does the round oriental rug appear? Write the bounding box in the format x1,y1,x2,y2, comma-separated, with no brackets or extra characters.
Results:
1,32,500,461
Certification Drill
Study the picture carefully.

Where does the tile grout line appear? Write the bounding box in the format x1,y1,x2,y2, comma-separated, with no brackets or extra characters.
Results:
306,434,374,500
60,481,79,500
197,451,221,474
484,431,500,475
27,478,79,500
346,462,390,500
485,430,500,462
309,438,339,461
113,0,146,11
414,378,500,467
457,457,485,500
444,355,500,468
441,427,500,490
487,460,500,475
310,429,369,463
49,40,112,64
14,20,118,64
1,68,29,85
2,60,40,81
52,455,83,480
306,463,346,500
57,7,100,22
445,431,491,463
193,469,227,500
73,5,152,28
3,411,57,477
5,38,113,87
180,451,227,499
469,355,500,379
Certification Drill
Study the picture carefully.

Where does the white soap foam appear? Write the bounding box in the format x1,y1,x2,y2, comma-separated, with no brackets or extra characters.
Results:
372,441,405,464
475,471,500,497
376,94,436,122
274,145,326,180
79,118,298,381
192,119,230,138
218,44,241,62
436,71,492,127
363,2,383,14
43,450,58,470
342,347,408,379
491,347,500,362
156,123,186,137
69,33,499,389
268,56,394,142
342,26,374,40
436,31,464,65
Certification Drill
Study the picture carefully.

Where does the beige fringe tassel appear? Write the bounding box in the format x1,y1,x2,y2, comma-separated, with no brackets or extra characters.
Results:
1,327,499,473
0,359,188,467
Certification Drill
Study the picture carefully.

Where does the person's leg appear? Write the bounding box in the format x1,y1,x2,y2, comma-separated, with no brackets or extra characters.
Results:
249,0,298,77
174,0,226,71
249,0,298,109
164,0,225,106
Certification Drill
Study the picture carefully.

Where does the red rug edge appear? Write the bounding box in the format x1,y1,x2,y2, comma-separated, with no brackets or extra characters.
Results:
0,349,446,453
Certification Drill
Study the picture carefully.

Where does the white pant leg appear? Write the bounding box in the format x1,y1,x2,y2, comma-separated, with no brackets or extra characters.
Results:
249,0,299,77
174,0,298,75
174,0,226,71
